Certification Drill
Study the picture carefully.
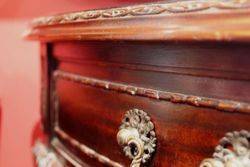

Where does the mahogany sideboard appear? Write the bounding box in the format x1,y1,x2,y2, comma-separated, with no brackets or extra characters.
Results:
26,0,250,166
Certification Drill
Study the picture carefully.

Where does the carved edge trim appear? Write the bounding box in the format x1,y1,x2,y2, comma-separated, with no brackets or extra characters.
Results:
32,0,250,27
54,126,123,167
51,138,84,167
53,70,250,114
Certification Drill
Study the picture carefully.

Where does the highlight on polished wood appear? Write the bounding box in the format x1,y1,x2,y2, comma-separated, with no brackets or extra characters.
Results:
28,0,250,166
25,0,250,42
53,70,250,114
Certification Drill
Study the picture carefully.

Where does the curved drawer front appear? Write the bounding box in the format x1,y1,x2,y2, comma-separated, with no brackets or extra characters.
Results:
51,70,250,167
28,1,250,165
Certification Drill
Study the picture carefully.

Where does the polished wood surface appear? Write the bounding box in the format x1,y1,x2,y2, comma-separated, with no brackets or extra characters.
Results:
54,75,250,166
25,0,250,42
46,41,250,166
28,1,250,166
53,41,250,103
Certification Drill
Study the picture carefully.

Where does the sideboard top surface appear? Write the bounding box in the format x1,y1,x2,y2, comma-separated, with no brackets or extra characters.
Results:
25,0,250,42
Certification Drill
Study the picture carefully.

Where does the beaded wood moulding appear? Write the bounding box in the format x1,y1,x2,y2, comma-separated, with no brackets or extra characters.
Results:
31,0,250,27
25,0,250,42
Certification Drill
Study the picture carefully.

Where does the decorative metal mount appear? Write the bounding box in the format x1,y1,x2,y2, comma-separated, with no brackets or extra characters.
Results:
200,130,250,167
117,109,156,167
33,141,63,167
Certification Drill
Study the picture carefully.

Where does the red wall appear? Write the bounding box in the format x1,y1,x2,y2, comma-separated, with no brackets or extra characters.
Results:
0,0,155,166
0,21,40,167
0,0,154,18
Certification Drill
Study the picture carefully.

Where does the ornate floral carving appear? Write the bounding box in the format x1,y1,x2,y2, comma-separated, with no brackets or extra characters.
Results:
165,1,210,13
32,0,250,27
102,8,129,17
79,11,101,19
117,109,156,167
200,130,250,167
130,5,166,15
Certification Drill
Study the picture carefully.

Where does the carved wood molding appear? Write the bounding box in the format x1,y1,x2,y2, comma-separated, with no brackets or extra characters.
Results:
53,70,250,114
54,126,123,167
32,0,250,27
52,77,123,167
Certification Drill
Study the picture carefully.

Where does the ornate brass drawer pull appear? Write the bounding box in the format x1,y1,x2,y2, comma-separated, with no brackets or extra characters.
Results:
200,130,250,167
117,109,156,167
33,141,63,167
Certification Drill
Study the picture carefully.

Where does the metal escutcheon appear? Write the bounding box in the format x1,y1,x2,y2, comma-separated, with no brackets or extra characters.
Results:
200,130,250,167
33,141,63,167
117,109,157,167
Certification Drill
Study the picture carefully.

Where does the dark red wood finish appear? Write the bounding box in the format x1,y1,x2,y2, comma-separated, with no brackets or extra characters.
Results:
27,1,250,166
45,41,250,166
55,78,250,167
52,41,250,103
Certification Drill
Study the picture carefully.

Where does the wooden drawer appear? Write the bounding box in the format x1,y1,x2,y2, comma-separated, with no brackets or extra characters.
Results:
26,1,250,166
51,70,250,167
53,41,250,103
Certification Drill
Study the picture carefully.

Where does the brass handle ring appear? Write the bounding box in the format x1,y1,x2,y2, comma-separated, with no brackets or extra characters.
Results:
117,109,156,167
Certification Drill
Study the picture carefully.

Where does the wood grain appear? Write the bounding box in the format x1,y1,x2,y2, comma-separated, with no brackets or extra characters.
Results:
29,1,250,166
54,70,250,114
54,78,250,166
53,41,250,103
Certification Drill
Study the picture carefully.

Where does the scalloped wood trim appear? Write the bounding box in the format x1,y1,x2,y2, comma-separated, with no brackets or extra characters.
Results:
53,70,250,114
32,0,250,27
